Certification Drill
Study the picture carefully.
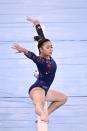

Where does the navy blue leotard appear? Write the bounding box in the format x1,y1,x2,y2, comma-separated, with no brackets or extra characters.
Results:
24,24,57,95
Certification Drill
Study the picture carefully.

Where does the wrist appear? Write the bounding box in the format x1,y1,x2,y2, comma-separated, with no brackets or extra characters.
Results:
22,48,28,54
33,21,40,27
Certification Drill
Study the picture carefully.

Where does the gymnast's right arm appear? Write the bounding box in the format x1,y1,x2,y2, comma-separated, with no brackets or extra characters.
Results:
12,43,38,63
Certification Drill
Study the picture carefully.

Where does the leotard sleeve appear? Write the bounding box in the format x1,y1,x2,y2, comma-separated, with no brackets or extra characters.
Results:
35,24,45,39
24,51,38,64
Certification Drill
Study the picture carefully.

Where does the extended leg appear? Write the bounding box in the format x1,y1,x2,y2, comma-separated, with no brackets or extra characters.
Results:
29,87,48,122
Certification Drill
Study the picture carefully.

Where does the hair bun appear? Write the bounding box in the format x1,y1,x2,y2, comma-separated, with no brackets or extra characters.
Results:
34,36,42,42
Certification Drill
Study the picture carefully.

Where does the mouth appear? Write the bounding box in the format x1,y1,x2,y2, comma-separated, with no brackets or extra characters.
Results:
50,51,52,53
49,52,52,54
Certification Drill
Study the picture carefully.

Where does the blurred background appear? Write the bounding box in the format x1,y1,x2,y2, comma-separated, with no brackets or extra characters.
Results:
0,0,87,130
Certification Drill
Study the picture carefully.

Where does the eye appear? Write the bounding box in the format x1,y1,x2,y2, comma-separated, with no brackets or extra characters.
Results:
50,45,53,48
45,44,53,49
46,46,50,49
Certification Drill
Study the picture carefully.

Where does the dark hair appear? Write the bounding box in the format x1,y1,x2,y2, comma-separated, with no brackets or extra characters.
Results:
34,36,50,50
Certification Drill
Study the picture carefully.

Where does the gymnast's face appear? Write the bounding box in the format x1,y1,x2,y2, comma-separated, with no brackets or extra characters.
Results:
40,41,53,57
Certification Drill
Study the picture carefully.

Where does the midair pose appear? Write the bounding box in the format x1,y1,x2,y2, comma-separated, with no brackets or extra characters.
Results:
12,17,68,122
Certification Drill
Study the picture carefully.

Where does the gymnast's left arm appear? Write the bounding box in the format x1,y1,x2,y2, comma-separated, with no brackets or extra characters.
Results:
26,16,45,39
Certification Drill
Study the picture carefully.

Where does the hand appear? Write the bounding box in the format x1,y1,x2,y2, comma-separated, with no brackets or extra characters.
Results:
26,16,40,26
11,43,25,53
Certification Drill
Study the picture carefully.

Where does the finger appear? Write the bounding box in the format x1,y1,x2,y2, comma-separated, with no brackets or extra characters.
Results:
16,51,21,53
14,43,19,46
11,46,16,49
13,43,20,48
11,44,19,49
13,42,20,46
26,16,32,22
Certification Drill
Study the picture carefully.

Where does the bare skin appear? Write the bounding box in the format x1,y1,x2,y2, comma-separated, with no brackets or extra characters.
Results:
12,42,68,122
12,17,68,122
46,89,68,115
29,87,68,122
29,87,48,122
26,16,40,26
26,16,68,117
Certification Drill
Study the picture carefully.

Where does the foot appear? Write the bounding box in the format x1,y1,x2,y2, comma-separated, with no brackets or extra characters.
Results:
35,106,48,122
40,113,48,122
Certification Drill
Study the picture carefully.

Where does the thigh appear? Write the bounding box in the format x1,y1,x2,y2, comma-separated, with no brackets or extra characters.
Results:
29,87,46,105
46,89,67,102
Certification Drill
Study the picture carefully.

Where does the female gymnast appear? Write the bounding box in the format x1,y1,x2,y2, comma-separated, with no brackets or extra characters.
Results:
12,17,68,122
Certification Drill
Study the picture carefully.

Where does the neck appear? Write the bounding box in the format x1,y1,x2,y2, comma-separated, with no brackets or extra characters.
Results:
40,54,50,60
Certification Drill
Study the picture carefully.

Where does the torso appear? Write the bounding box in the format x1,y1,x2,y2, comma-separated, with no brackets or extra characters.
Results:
36,56,57,86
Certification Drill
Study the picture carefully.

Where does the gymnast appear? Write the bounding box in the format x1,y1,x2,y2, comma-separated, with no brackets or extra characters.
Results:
12,17,68,122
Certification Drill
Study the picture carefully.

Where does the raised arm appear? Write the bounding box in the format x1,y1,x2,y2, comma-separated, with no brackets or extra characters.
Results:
12,43,38,63
35,24,45,39
27,17,45,39
12,43,29,54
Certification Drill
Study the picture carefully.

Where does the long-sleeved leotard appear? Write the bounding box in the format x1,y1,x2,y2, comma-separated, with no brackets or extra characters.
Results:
35,24,45,39
24,51,57,95
24,24,57,95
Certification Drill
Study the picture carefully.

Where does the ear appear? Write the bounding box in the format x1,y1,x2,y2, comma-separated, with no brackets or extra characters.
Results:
39,47,43,53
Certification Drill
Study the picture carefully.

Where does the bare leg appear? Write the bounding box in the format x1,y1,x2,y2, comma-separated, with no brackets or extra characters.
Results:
29,87,48,122
46,89,68,115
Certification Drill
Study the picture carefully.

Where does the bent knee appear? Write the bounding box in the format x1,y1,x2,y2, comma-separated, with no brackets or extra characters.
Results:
62,95,68,104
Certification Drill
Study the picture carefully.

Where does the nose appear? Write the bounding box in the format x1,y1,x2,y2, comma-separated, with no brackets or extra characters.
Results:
50,48,53,52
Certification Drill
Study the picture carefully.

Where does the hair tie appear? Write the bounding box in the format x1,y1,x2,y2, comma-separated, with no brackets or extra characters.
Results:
38,39,42,42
